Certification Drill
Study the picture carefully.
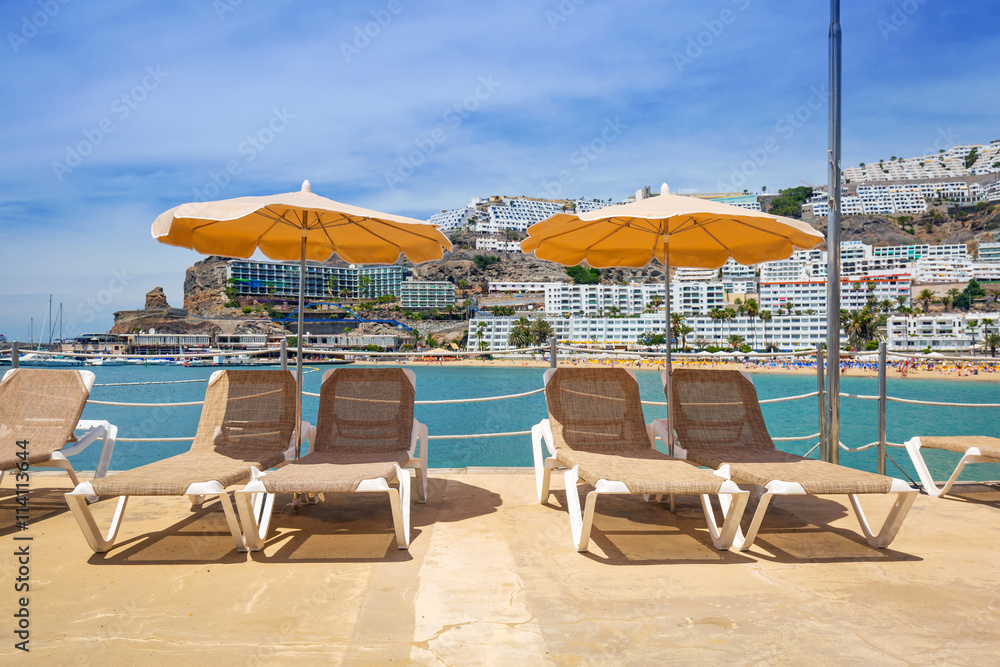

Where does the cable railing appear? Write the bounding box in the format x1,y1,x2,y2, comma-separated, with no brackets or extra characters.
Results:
25,340,996,479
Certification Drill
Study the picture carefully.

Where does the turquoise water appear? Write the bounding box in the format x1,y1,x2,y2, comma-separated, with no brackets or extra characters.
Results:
70,364,1000,482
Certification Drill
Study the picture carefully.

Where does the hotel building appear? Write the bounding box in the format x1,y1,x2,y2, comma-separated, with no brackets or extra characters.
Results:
227,260,412,301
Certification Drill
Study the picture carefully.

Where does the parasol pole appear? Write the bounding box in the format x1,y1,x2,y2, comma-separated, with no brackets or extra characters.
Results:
663,234,673,457
295,215,307,460
825,0,842,464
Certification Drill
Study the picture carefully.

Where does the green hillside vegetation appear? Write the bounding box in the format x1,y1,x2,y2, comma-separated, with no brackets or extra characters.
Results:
768,186,813,219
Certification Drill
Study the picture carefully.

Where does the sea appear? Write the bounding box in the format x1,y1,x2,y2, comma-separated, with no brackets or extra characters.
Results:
70,363,1000,482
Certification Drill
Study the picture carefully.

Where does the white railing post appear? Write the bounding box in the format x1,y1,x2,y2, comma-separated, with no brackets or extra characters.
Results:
550,336,558,368
11,341,18,369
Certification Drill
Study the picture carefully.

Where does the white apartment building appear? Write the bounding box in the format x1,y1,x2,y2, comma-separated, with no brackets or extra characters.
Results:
978,241,1000,262
475,237,522,253
469,314,833,351
873,243,968,261
542,283,726,317
884,314,989,353
841,143,1000,183
908,257,1000,283
399,280,456,310
759,274,912,315
673,267,718,282
489,281,562,296
427,205,474,232
721,259,756,281
477,197,563,234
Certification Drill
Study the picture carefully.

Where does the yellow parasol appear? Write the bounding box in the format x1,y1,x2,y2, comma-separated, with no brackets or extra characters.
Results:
153,180,451,456
522,183,824,451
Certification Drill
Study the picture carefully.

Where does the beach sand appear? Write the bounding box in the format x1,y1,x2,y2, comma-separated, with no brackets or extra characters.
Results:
385,356,1000,381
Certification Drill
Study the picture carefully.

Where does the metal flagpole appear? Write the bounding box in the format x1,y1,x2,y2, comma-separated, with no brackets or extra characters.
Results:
825,0,843,465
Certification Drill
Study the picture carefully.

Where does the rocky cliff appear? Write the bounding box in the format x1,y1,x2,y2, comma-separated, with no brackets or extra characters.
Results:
183,256,231,318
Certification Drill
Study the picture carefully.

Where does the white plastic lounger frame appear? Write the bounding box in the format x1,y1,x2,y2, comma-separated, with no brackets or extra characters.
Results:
0,369,118,488
235,368,426,551
903,436,999,498
533,368,749,552
64,370,298,553
659,371,917,552
236,463,412,551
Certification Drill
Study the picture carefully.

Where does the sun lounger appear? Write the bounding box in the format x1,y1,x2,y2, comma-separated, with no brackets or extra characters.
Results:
662,369,917,552
236,368,428,551
903,436,1000,497
1,368,118,487
65,370,298,553
532,367,749,552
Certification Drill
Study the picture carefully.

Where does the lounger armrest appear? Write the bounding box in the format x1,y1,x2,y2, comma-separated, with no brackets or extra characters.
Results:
650,419,670,449
64,420,119,479
410,418,429,469
532,419,555,458
291,421,315,460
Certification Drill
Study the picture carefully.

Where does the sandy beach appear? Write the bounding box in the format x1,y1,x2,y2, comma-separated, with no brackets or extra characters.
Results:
386,356,1000,381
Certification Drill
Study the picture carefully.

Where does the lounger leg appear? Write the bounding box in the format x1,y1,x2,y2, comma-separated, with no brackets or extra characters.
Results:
563,466,599,552
700,484,750,550
386,464,411,550
65,490,128,553
414,465,428,504
848,485,918,548
235,480,275,552
211,492,247,552
188,494,207,508
731,492,775,552
903,437,985,498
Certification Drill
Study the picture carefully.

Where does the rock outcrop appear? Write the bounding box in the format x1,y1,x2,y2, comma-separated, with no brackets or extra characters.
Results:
145,287,170,309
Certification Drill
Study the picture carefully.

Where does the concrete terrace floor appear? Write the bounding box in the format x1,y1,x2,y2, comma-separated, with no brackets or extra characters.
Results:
3,470,1000,665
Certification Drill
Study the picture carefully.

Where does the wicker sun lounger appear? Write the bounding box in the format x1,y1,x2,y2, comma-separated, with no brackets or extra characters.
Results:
65,370,298,553
1,368,118,487
662,369,916,552
236,368,428,551
532,367,749,552
904,436,1000,497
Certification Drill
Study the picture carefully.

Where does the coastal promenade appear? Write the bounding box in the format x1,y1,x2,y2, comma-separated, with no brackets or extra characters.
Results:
5,470,999,664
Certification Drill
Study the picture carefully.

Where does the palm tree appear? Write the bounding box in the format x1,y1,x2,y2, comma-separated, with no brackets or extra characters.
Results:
895,295,908,312
670,313,686,344
966,319,979,354
760,310,772,351
986,333,1000,357
475,321,487,351
743,298,760,349
709,308,723,345
940,296,952,311
678,324,694,350
918,289,935,312
879,299,894,314
946,288,962,309
531,316,554,346
724,308,737,341
507,317,532,348
842,309,881,350
727,334,745,351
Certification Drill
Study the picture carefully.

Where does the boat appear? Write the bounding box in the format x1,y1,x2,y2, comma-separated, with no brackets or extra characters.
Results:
17,353,84,367
85,358,128,366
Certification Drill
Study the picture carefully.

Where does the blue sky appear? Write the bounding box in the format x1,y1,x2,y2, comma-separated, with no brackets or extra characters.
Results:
1,0,998,338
